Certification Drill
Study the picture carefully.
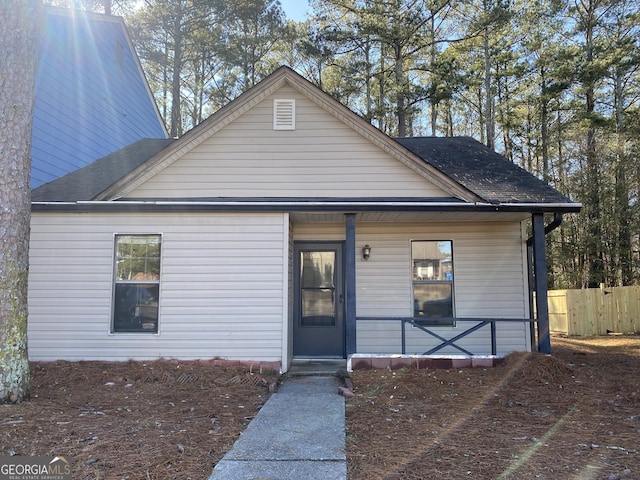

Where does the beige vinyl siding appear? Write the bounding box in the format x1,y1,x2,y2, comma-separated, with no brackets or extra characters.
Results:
293,221,530,355
127,86,450,199
28,212,288,362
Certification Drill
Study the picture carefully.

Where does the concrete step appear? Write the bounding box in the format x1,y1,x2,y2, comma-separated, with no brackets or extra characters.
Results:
288,359,347,376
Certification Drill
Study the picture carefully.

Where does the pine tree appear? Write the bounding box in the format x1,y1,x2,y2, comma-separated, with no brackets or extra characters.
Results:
0,0,44,404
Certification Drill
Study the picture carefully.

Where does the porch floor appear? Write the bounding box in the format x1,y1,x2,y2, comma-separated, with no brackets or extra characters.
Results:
288,358,347,376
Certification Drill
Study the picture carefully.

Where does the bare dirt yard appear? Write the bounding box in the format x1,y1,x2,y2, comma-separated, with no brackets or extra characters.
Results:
1,336,639,479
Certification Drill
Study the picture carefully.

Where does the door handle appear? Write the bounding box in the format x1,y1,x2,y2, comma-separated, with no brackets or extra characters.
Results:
339,294,344,303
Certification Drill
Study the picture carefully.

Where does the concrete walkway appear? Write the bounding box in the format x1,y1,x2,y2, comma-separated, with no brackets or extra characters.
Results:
209,376,346,480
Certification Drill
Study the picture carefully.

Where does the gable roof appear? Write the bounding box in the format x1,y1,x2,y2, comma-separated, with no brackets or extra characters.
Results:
94,66,478,203
396,137,572,204
32,138,173,202
30,6,167,188
32,66,580,215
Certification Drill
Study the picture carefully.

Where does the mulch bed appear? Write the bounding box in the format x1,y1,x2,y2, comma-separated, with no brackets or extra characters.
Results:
0,360,278,479
1,336,639,480
346,336,640,480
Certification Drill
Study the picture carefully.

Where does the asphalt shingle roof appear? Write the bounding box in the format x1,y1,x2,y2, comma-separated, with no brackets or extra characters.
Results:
396,136,573,204
32,138,173,202
32,135,574,207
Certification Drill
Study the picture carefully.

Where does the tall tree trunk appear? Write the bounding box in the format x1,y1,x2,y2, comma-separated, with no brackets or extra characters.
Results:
483,26,494,149
614,70,632,285
478,87,485,144
585,119,603,287
395,44,406,137
496,62,512,162
162,49,169,126
430,101,438,136
364,39,373,123
540,65,550,183
378,41,386,132
429,15,438,136
446,100,454,136
583,0,604,288
525,105,533,171
0,0,44,404
170,2,183,138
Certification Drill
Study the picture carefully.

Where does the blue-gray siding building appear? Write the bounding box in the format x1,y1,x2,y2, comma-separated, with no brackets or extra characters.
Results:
31,6,167,187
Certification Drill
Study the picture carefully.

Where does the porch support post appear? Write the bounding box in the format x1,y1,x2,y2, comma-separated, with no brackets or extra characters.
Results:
527,243,537,352
345,213,357,355
532,213,551,354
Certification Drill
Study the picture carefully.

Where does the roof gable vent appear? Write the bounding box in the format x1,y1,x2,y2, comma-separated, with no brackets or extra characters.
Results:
273,99,295,130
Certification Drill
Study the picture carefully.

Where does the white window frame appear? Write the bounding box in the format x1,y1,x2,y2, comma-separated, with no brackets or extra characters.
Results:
112,234,162,334
411,240,455,326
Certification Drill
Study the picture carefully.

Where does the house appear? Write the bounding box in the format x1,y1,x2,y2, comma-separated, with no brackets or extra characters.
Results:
31,6,167,188
28,67,581,372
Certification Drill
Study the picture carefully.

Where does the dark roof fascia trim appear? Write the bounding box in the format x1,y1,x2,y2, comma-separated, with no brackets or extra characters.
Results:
32,201,583,214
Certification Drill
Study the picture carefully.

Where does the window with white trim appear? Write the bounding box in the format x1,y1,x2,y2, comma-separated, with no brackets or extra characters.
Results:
112,234,161,333
412,240,454,325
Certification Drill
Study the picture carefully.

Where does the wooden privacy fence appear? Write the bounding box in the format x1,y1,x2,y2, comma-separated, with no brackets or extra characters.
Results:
548,286,640,336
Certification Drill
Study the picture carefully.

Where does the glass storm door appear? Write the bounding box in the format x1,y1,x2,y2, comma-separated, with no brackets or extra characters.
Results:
293,243,345,357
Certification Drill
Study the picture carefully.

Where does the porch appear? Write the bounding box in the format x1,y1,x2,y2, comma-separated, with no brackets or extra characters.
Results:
349,213,551,355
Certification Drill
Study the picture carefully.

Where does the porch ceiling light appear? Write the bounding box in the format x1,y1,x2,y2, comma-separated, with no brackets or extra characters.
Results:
362,244,371,260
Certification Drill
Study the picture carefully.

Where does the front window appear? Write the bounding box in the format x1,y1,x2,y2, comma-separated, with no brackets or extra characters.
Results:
113,235,161,333
412,240,454,324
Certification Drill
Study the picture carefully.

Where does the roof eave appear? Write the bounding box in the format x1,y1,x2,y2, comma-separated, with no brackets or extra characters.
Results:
31,199,583,214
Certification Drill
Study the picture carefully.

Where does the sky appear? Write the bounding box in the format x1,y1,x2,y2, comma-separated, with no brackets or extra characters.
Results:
279,0,311,22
